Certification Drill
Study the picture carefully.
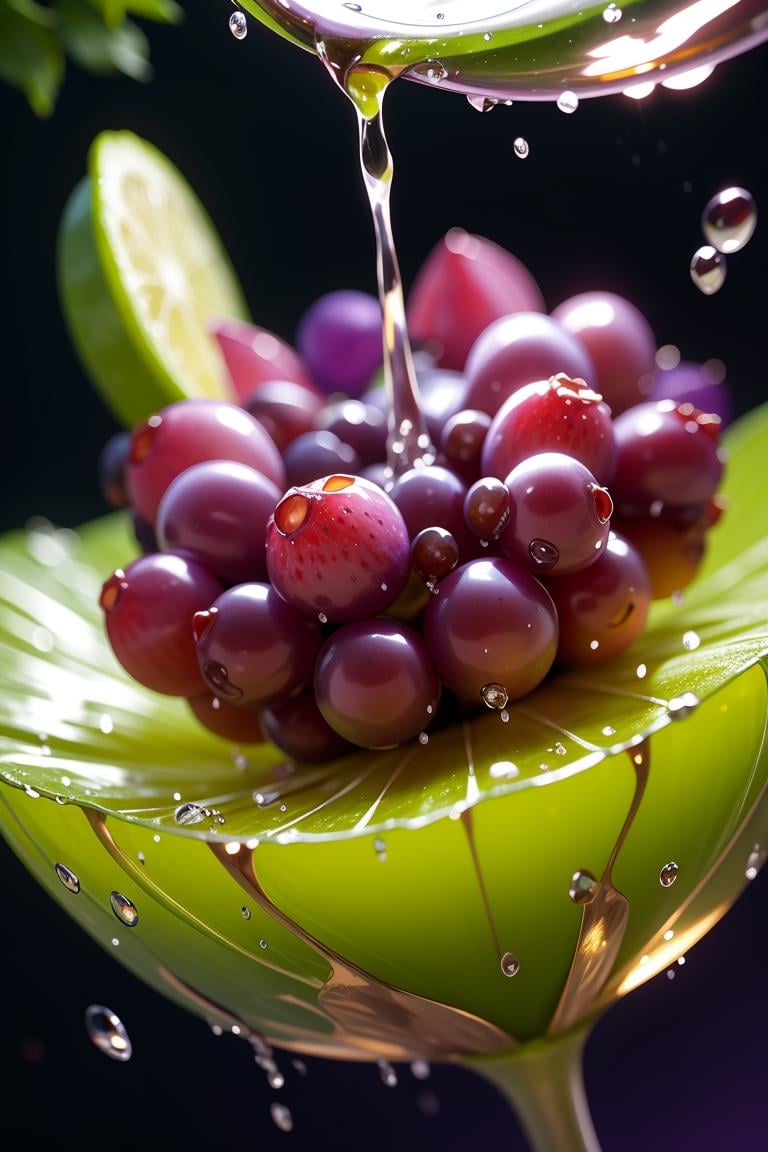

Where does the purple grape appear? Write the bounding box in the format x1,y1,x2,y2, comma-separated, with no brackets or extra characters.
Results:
100,553,224,696
440,409,492,480
156,460,282,586
283,430,362,488
260,687,354,763
422,557,559,704
499,452,613,576
314,619,441,749
187,693,265,744
315,399,387,465
389,464,480,562
266,474,411,623
243,379,324,451
650,360,733,426
193,582,322,708
98,431,131,509
415,367,470,442
411,527,460,588
296,289,383,397
464,477,511,541
551,291,657,416
464,313,596,417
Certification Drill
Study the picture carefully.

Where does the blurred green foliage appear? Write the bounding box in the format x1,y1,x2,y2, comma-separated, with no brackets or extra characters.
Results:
0,0,183,116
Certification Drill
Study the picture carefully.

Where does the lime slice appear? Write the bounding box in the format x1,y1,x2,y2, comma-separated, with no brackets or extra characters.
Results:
58,130,250,428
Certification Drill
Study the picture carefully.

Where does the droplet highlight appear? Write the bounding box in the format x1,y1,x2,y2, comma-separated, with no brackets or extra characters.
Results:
175,801,206,826
659,861,679,887
110,891,139,927
85,1005,132,1062
702,187,756,254
481,682,509,711
500,952,520,977
690,246,726,295
513,136,530,160
55,862,80,894
603,3,622,21
557,90,579,114
228,10,247,39
569,870,598,904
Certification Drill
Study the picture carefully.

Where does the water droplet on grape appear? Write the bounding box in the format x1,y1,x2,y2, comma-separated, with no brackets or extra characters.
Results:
228,10,247,39
659,861,679,887
569,870,598,904
55,862,80,893
690,246,726,295
378,1058,398,1086
411,1060,431,1080
110,892,139,927
175,801,206,826
202,660,243,700
603,3,622,21
745,844,764,880
557,90,579,114
481,682,509,710
85,1005,132,1061
529,538,559,566
702,187,757,253
513,137,530,160
271,1103,294,1132
500,952,520,977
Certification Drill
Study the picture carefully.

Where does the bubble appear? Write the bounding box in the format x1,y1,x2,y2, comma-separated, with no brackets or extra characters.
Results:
659,861,679,887
110,891,139,927
529,538,559,566
513,137,530,160
500,952,520,977
569,870,598,904
702,187,757,253
174,802,206,826
481,682,509,711
690,246,727,295
228,10,247,39
603,3,622,21
556,90,579,114
85,1005,132,1062
270,1103,294,1132
54,862,80,894
378,1058,398,1087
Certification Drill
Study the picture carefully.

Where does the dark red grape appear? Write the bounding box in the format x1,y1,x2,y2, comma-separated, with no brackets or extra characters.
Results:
283,430,362,488
315,399,387,465
551,291,657,416
98,432,131,509
314,619,441,748
100,553,224,696
296,289,383,398
156,460,281,586
481,374,617,485
423,557,558,704
389,464,480,562
211,317,316,404
464,314,596,417
407,228,545,371
126,399,285,524
411,527,460,588
261,687,354,763
464,477,511,541
193,583,322,707
187,693,265,744
440,410,492,479
545,532,651,664
499,453,612,576
266,474,410,623
243,379,324,451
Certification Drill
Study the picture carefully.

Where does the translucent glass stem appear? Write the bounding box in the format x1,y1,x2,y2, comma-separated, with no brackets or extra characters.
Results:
470,1027,602,1152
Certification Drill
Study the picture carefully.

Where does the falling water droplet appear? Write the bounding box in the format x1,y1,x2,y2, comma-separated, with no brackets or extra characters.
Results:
569,870,598,904
500,952,520,977
702,187,757,253
557,90,579,114
603,2,622,21
690,246,726,295
529,538,558,566
85,1005,132,1062
228,10,247,39
411,1060,431,1080
378,1058,398,1087
513,137,530,160
55,862,80,894
481,682,509,710
270,1103,294,1132
268,1070,285,1090
175,802,206,826
110,891,139,927
745,844,764,880
659,861,679,887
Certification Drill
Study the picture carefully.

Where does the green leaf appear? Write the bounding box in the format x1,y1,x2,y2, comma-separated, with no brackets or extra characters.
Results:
0,2,65,115
56,2,152,80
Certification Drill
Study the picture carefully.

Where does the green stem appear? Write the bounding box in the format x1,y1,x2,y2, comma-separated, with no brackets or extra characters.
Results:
469,1027,602,1152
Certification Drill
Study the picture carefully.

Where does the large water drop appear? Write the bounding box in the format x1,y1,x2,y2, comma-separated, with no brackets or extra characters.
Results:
702,187,757,254
54,862,80,894
690,246,726,295
229,11,247,39
110,891,139,927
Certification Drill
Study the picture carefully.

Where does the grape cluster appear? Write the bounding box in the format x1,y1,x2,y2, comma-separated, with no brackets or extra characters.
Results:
98,229,727,761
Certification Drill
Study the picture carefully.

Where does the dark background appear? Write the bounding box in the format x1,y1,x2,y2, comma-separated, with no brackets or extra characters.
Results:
1,5,767,1149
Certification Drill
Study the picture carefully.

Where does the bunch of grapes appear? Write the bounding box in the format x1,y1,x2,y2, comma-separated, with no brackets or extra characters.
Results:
98,229,727,762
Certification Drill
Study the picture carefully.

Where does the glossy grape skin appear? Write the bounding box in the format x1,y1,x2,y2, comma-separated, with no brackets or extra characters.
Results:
243,380,324,452
266,475,411,623
411,526,460,586
193,583,322,708
464,477,511,541
440,410,492,479
389,464,480,563
98,431,131,510
156,460,282,586
296,289,383,398
100,553,224,696
187,693,265,745
464,313,596,417
407,228,545,371
315,399,388,466
551,291,657,416
610,400,724,515
481,374,617,485
500,453,612,576
283,430,362,488
211,317,316,404
314,619,441,749
615,500,723,599
650,360,734,427
126,399,285,525
545,532,651,665
261,687,354,763
422,557,559,703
